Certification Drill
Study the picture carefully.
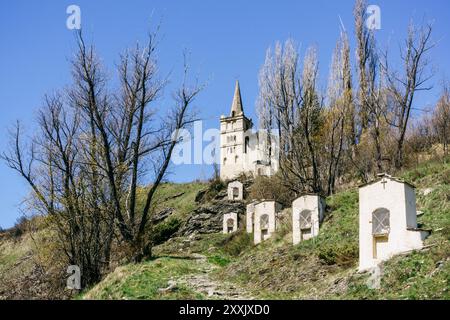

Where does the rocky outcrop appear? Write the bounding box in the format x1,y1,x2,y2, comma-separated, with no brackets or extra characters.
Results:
152,208,174,224
177,201,245,236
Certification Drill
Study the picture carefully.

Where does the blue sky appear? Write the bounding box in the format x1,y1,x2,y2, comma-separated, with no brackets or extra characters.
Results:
0,0,449,228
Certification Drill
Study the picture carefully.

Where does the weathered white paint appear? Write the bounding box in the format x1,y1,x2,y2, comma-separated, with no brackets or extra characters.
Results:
292,194,326,245
220,81,279,180
227,181,244,201
253,201,282,244
223,212,238,234
358,174,430,271
246,201,257,233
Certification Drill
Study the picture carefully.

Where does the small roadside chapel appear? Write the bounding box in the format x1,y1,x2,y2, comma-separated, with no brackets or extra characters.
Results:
358,174,430,271
253,200,282,244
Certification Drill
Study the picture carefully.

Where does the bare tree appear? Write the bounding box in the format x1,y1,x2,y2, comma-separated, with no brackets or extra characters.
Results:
383,21,435,168
324,31,354,195
2,93,112,287
433,83,450,155
69,31,202,261
2,27,203,289
354,0,375,133
353,0,390,177
257,39,299,157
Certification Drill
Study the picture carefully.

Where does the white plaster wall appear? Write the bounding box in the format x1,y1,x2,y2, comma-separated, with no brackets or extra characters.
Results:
292,195,325,245
246,202,256,233
245,130,279,177
359,178,427,271
404,185,418,229
223,212,238,234
254,201,280,244
227,181,244,201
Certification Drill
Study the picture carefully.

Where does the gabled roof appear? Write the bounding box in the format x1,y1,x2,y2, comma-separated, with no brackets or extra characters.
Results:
252,199,282,207
295,192,326,199
359,173,416,189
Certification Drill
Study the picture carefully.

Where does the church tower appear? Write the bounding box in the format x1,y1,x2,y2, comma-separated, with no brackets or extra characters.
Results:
220,81,253,180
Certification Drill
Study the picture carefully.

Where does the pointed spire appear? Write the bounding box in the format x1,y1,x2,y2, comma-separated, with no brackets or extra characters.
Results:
230,80,244,117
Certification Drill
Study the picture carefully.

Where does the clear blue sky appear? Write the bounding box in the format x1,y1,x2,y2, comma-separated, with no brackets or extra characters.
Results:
1,0,449,228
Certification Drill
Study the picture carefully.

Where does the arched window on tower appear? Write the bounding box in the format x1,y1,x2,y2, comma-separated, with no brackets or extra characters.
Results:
244,137,249,153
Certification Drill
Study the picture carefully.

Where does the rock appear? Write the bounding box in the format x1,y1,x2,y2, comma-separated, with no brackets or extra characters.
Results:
214,189,228,200
152,208,174,224
422,188,434,196
158,280,178,293
366,265,382,289
181,239,191,249
176,200,245,236
195,189,207,203
189,233,202,241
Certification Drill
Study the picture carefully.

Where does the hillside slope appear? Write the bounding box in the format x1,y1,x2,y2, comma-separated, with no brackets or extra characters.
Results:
82,158,449,300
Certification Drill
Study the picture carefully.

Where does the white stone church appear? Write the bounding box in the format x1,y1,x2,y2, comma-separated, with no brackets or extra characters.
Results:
220,81,279,181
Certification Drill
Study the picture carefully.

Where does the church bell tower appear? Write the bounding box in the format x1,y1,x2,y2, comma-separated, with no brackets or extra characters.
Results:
219,81,252,180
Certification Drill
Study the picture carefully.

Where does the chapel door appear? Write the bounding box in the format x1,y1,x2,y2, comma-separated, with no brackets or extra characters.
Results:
373,236,389,260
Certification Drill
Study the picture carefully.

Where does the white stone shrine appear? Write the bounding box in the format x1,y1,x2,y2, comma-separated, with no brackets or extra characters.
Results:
292,194,326,245
253,200,282,244
223,212,238,234
358,174,431,271
227,180,244,201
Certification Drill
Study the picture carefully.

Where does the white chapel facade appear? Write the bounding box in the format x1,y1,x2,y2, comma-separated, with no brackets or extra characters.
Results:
220,81,279,181
358,174,430,271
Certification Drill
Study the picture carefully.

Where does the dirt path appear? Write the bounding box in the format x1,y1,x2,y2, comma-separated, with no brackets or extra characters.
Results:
177,254,254,300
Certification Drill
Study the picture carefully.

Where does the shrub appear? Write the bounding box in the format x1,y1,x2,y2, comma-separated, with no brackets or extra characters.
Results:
197,179,225,203
151,217,182,246
442,169,450,184
5,216,31,240
317,242,358,266
249,175,294,206
221,232,253,257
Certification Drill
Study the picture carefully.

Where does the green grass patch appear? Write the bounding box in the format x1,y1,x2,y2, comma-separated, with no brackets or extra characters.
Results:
82,257,205,300
208,255,231,267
